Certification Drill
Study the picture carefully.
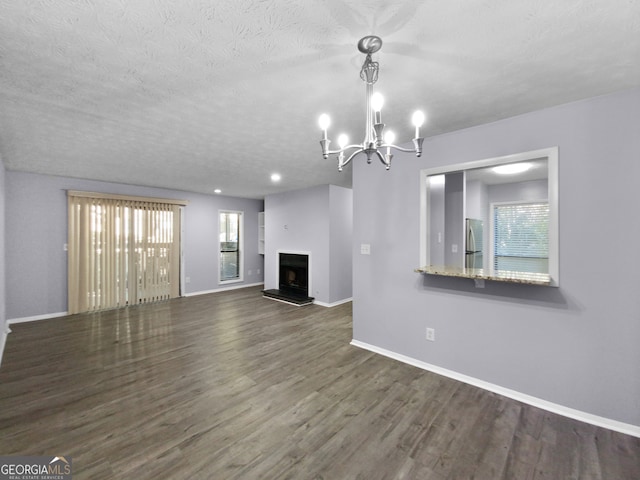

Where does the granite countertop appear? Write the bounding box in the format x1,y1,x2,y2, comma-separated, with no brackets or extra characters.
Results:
414,265,552,286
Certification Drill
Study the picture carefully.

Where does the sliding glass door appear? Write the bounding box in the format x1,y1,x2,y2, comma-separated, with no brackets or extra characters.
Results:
67,191,184,314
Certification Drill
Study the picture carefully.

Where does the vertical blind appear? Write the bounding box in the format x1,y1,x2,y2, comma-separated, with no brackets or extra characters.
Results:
67,191,186,314
493,202,549,274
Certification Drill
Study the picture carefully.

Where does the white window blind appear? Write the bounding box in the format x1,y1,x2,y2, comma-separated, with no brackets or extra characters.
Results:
493,202,549,274
67,191,186,314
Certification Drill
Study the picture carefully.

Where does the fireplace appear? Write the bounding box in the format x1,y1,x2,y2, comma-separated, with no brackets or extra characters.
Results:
263,252,314,305
279,253,309,297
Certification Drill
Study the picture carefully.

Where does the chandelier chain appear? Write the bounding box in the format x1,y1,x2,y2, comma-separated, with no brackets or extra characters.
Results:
360,54,379,85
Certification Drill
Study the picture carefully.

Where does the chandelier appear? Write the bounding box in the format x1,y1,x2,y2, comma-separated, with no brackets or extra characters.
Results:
318,35,425,171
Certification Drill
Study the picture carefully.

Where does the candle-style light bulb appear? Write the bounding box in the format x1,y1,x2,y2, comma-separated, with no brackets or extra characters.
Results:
338,134,349,149
384,130,395,154
371,92,384,124
371,92,384,112
412,110,426,138
318,113,331,139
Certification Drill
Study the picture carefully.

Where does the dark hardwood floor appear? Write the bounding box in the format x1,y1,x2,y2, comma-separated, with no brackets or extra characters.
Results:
1,286,638,479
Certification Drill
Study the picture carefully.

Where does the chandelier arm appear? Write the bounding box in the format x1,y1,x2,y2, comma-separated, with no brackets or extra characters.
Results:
382,144,416,153
341,148,364,169
384,141,425,153
324,144,365,156
375,149,389,167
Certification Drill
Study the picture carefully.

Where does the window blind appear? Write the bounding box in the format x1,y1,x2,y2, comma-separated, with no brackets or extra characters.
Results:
493,202,549,274
67,192,185,314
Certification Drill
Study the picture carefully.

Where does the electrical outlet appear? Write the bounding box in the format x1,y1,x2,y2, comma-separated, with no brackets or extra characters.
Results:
426,327,435,342
186,277,191,284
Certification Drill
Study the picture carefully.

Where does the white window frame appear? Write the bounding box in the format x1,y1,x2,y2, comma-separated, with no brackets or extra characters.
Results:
419,146,559,286
219,210,244,284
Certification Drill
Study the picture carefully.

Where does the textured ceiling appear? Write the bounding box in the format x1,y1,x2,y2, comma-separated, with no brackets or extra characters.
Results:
0,1,639,199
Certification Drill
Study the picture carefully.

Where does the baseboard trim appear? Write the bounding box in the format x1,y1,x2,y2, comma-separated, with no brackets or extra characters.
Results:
314,297,353,308
184,282,264,297
7,285,266,321
0,324,11,368
8,311,69,324
350,339,640,438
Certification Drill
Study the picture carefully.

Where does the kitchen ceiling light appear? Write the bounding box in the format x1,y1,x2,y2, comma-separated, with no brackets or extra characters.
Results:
318,36,426,171
492,163,532,175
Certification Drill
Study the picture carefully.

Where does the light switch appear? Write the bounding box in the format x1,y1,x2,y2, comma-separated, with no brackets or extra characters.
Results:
360,244,371,255
451,244,458,253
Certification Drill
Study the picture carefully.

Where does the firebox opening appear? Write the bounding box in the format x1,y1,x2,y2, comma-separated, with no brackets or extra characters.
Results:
263,252,314,306
279,253,309,298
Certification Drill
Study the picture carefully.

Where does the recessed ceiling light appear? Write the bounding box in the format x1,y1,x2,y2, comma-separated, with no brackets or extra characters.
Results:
271,173,281,182
492,163,531,175
214,189,222,194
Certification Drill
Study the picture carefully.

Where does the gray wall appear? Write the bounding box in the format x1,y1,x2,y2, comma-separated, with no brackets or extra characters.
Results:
444,172,464,267
329,185,353,304
352,88,640,427
5,172,263,319
265,185,330,302
465,179,485,220
181,189,264,294
264,184,352,305
428,179,445,265
0,158,6,363
487,179,547,205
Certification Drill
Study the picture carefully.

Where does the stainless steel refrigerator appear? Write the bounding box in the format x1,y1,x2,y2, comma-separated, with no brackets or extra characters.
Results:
465,218,483,269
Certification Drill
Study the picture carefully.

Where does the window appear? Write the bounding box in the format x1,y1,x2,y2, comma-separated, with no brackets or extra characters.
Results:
492,202,549,274
219,211,243,283
67,191,186,314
